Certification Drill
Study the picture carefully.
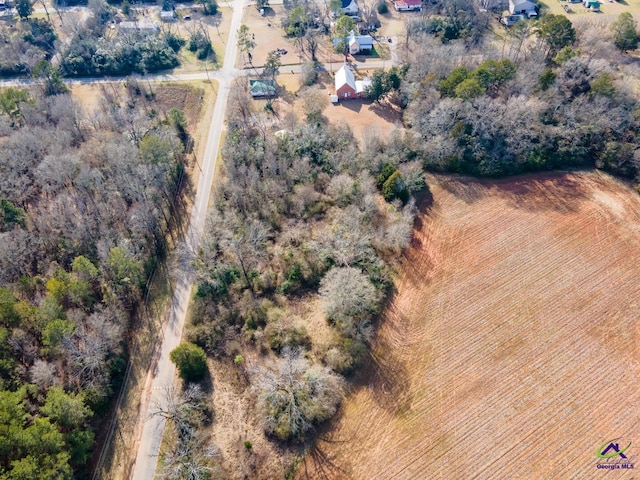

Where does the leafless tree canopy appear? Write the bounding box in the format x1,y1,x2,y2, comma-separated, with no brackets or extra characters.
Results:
253,348,344,442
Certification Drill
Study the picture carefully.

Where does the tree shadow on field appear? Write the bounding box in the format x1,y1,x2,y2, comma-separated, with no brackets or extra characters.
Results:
299,440,353,480
438,171,591,213
438,176,486,204
363,312,414,415
369,100,402,124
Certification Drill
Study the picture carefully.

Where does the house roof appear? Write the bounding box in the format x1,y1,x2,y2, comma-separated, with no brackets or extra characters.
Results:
250,79,277,96
348,30,373,48
335,64,356,92
509,0,536,9
119,20,159,31
355,77,371,94
396,0,422,6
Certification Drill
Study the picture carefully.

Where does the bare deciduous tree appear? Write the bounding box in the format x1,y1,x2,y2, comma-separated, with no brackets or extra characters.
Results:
154,385,219,480
253,348,344,441
29,359,61,390
319,266,380,329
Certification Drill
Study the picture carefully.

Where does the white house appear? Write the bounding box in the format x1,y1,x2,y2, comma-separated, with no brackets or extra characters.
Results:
347,30,373,54
341,0,359,16
333,30,374,55
508,0,537,17
395,0,422,11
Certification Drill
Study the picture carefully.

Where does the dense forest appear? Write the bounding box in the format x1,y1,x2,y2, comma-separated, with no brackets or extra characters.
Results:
395,3,640,179
1,0,217,79
0,80,192,478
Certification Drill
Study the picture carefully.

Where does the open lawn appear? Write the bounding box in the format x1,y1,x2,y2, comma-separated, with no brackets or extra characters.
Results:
164,7,232,71
265,71,402,145
539,0,640,18
298,171,640,479
237,5,301,68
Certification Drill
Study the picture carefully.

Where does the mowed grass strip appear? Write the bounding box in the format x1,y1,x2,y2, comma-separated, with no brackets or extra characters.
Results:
298,171,640,480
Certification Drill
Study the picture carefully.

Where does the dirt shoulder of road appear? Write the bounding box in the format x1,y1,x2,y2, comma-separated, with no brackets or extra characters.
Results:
297,170,640,479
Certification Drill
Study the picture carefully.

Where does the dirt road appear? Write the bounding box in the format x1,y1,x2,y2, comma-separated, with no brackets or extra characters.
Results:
128,1,246,478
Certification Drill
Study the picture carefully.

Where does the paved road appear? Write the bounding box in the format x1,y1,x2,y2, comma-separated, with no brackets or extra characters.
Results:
128,0,245,479
0,58,397,90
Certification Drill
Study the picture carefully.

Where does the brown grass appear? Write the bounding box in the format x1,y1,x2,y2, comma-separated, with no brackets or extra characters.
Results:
538,0,640,19
297,170,640,480
170,7,233,71
269,71,403,146
238,5,300,68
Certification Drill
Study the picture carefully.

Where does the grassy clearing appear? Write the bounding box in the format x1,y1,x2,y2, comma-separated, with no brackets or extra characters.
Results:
298,170,640,479
239,4,300,68
539,0,640,18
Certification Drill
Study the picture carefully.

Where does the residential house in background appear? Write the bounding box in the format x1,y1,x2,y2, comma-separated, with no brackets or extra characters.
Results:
395,0,422,12
333,30,374,55
118,20,160,33
160,10,176,21
334,64,371,99
508,0,537,17
250,79,277,98
341,0,359,16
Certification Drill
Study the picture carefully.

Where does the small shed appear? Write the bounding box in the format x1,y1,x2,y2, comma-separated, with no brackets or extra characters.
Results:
584,0,600,10
160,10,176,21
250,79,277,97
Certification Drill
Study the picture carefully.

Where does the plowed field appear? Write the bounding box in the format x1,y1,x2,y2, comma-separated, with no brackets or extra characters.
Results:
298,171,640,480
